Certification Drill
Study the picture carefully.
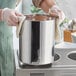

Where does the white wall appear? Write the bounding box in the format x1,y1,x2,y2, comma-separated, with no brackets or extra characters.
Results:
56,0,76,19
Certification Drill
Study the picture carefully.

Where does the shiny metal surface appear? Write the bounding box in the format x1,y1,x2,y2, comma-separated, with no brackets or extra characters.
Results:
19,14,55,65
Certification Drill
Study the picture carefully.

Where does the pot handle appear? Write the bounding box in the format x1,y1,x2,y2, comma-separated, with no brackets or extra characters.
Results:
16,16,26,38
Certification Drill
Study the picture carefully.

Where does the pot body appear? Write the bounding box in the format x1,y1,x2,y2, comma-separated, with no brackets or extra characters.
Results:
19,15,55,65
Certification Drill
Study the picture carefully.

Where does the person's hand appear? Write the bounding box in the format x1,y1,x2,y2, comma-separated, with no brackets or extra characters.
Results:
39,1,63,18
32,0,64,19
32,0,56,12
1,8,22,26
48,5,65,19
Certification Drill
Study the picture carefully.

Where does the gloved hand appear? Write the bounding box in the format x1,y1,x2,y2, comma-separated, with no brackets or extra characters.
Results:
50,5,65,24
48,5,65,19
1,8,22,26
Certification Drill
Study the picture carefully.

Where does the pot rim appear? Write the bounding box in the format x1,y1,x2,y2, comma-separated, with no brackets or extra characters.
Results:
24,14,55,21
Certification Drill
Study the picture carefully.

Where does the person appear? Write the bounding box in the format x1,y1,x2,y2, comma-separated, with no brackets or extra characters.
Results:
0,0,22,76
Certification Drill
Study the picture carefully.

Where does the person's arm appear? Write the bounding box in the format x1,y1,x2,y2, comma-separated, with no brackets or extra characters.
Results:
0,9,3,21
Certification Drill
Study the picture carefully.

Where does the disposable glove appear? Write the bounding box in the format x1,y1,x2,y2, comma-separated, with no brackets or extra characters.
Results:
1,8,22,26
48,5,64,19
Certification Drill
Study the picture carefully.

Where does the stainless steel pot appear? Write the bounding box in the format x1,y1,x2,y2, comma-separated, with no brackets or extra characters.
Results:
18,14,55,66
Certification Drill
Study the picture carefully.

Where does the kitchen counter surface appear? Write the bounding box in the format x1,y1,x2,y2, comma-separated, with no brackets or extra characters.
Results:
14,42,76,70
